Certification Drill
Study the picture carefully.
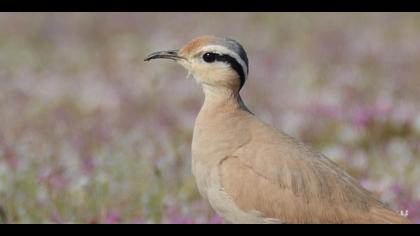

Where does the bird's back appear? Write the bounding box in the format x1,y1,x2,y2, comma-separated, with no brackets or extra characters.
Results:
193,107,411,224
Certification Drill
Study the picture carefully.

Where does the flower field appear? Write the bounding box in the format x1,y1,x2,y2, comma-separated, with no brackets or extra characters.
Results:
0,13,419,223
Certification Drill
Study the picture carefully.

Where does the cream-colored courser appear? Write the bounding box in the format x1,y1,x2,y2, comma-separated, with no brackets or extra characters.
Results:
145,35,411,224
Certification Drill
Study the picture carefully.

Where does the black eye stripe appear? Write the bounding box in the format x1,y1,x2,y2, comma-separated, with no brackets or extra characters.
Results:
199,52,247,89
212,54,246,89
216,54,246,89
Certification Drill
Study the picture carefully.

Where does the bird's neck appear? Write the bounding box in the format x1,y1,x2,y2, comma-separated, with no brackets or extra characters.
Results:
201,85,246,113
203,84,241,111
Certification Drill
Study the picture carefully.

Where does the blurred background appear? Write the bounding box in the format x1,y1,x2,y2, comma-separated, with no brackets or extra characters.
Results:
0,12,419,224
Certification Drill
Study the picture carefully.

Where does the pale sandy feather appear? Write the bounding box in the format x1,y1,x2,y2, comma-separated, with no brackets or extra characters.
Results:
193,101,411,224
175,36,411,224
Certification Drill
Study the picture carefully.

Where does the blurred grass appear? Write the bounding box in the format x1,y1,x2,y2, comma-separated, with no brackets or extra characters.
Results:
0,12,419,223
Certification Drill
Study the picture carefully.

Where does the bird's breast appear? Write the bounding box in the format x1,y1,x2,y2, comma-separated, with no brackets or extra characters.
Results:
191,114,281,223
192,158,282,224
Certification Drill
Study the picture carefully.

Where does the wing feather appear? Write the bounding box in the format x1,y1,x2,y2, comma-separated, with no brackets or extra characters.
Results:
219,132,411,223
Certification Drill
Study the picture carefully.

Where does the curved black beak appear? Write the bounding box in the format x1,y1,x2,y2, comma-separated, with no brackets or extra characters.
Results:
144,50,185,62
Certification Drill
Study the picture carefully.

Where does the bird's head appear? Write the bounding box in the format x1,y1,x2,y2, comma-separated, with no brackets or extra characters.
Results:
145,35,249,92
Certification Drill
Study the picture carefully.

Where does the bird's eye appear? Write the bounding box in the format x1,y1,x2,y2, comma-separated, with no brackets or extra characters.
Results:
202,53,217,63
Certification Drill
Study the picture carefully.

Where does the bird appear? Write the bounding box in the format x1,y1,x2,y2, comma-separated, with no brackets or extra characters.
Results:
145,35,412,224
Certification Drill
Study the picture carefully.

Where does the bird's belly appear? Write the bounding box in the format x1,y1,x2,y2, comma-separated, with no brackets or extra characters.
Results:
193,162,282,224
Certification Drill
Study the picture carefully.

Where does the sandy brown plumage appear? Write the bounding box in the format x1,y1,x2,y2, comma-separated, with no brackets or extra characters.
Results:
145,35,412,224
192,97,410,224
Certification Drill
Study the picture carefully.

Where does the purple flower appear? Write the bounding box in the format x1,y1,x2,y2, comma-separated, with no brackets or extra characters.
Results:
169,216,195,224
351,106,373,128
208,214,224,224
309,104,343,120
374,97,393,117
50,212,62,223
104,211,121,224
163,204,196,224
38,169,70,190
81,156,96,175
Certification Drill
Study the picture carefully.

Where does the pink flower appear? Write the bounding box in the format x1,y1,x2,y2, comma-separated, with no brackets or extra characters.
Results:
374,97,393,117
169,216,195,224
50,212,62,223
309,104,343,120
208,214,224,224
104,211,122,224
351,106,373,128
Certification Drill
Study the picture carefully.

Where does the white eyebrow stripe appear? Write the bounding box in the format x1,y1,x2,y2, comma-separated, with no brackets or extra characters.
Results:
200,45,248,78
